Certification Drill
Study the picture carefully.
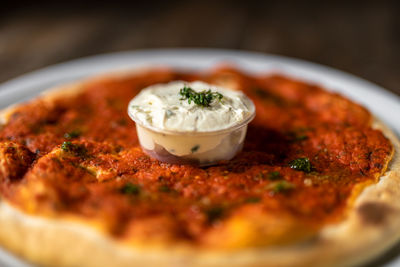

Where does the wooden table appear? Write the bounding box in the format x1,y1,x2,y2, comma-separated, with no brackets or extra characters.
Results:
0,1,399,96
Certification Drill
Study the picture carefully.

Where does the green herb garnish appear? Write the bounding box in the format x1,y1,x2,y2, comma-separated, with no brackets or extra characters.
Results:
179,86,223,107
205,206,225,223
253,88,269,98
289,157,312,173
61,141,73,151
191,145,200,153
253,88,284,104
268,171,281,180
253,172,264,181
158,185,171,193
296,135,308,141
60,141,87,157
269,181,295,193
245,197,261,203
120,183,140,195
117,118,127,126
291,134,308,142
64,130,81,139
287,130,309,142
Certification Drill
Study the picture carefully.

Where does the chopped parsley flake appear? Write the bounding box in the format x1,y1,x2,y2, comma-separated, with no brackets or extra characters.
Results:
205,206,224,223
120,183,140,195
253,172,264,181
253,88,269,98
117,118,127,126
179,86,223,107
64,130,81,139
289,157,312,173
191,145,200,153
269,181,295,193
60,141,87,157
292,134,308,141
268,171,281,180
245,197,261,203
158,185,171,193
253,88,283,104
288,131,309,142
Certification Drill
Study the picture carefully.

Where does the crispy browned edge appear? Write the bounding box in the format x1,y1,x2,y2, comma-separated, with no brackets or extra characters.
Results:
0,69,399,267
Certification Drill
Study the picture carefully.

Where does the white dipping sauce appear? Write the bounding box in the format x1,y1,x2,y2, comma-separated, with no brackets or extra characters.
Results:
128,81,255,165
128,81,254,132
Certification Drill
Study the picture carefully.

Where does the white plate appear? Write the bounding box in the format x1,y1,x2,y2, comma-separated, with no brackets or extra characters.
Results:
0,49,399,267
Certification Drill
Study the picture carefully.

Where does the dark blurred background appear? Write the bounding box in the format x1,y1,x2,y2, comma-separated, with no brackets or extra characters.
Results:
0,0,399,95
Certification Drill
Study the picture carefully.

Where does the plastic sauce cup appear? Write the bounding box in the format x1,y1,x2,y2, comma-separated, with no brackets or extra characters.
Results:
128,85,256,166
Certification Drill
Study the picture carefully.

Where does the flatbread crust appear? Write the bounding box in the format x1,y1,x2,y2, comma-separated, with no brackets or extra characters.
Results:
0,71,399,267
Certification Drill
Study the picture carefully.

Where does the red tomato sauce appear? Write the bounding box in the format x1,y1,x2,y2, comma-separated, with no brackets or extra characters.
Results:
0,67,393,247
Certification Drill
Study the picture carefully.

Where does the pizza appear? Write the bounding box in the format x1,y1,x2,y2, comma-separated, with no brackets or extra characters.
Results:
0,66,399,267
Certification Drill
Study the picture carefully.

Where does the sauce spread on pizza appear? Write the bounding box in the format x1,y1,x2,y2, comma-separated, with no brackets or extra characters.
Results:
0,67,393,249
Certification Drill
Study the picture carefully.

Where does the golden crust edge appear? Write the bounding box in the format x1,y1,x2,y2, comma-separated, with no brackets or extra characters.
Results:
0,71,399,267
